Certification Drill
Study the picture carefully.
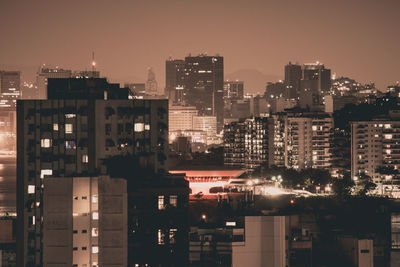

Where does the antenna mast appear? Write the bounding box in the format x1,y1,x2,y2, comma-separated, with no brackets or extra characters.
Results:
91,52,96,72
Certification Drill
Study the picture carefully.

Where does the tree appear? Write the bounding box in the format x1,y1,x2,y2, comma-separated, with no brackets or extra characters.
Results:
356,173,376,196
332,173,354,197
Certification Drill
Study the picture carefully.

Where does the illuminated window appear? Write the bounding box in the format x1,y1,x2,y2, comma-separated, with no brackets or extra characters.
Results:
157,229,165,245
169,228,177,244
82,155,88,163
28,185,35,194
169,195,177,207
65,124,73,134
92,195,98,203
65,141,76,150
145,124,150,131
158,195,165,210
53,123,59,131
41,139,52,148
92,246,99,254
134,123,144,132
92,212,99,220
312,126,317,131
65,114,76,119
385,134,393,139
385,124,392,129
40,169,52,179
31,216,35,225
92,227,98,237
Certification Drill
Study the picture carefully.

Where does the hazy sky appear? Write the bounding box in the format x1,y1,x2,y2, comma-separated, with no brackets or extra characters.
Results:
0,0,399,92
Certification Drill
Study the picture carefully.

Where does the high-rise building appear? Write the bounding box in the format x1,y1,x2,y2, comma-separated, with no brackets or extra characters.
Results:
351,115,400,196
284,62,302,99
224,81,244,100
302,63,331,94
272,110,334,170
193,115,217,141
36,67,73,99
168,105,198,133
224,117,274,170
42,175,127,267
145,67,158,95
16,78,169,267
184,54,224,132
265,81,285,99
0,71,20,99
165,59,185,104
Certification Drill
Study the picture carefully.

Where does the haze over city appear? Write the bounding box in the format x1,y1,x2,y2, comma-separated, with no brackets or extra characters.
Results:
1,0,400,92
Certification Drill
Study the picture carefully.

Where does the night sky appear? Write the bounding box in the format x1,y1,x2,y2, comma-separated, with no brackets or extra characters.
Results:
0,0,399,92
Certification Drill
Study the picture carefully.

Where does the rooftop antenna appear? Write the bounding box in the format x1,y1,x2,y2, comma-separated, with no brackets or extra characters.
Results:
91,52,96,72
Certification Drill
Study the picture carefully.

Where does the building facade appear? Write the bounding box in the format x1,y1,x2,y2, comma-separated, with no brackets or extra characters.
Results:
17,78,168,266
42,176,127,267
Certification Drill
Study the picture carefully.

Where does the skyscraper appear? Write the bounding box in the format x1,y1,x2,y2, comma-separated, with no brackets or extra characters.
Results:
284,62,302,99
0,71,21,108
184,54,224,132
145,67,158,95
36,66,72,99
165,59,185,104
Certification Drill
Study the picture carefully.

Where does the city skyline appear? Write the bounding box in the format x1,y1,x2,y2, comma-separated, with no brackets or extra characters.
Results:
0,0,399,92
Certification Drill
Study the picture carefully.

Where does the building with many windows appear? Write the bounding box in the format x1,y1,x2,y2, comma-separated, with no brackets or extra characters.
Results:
42,175,127,267
351,114,400,196
16,78,169,267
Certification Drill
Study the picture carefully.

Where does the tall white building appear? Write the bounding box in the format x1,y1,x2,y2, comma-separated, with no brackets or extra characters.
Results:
168,105,198,133
351,116,400,195
43,176,127,267
273,111,333,170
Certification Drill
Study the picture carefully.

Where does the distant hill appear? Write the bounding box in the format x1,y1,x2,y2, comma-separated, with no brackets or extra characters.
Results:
226,69,282,95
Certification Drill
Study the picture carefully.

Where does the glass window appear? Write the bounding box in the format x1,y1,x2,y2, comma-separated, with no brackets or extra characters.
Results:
158,195,165,210
41,139,52,148
92,195,98,203
53,123,59,131
157,229,165,245
65,123,73,134
82,155,89,163
28,185,35,194
92,227,98,237
145,124,150,131
169,228,177,244
134,123,144,132
92,212,99,220
169,195,178,207
65,114,76,119
65,141,76,150
92,246,99,254
40,169,52,179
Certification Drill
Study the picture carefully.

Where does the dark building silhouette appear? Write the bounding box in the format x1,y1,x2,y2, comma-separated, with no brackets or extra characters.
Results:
284,62,302,99
16,78,177,266
165,59,185,104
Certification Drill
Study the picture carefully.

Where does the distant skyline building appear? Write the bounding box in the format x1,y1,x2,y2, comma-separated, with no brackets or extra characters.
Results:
183,54,224,132
165,59,185,104
224,81,244,100
145,67,158,95
0,71,21,108
284,62,302,99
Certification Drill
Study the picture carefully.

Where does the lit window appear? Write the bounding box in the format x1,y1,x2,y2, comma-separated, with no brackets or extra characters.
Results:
385,124,391,129
157,229,165,245
92,212,99,220
31,216,35,225
92,246,99,254
28,185,35,194
385,134,393,139
92,195,98,203
92,228,98,237
53,123,59,131
169,195,177,207
134,123,144,132
40,169,52,179
312,126,317,131
82,155,88,163
65,141,76,150
65,124,73,134
158,195,165,210
41,139,52,148
65,114,76,119
145,124,150,131
169,228,177,244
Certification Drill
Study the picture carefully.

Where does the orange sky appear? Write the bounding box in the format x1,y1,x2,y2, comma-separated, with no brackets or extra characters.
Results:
0,0,399,92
